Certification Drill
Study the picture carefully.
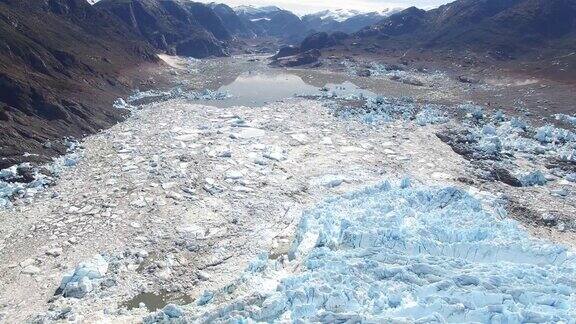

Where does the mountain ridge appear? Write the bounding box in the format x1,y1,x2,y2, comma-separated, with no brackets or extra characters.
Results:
95,0,231,58
355,0,576,57
0,0,158,168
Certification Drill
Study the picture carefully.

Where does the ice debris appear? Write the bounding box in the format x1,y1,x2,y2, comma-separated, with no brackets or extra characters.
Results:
342,61,447,87
0,140,81,209
415,105,449,126
518,170,548,187
59,255,108,298
325,92,449,127
441,110,576,179
143,304,185,323
194,180,576,322
127,87,231,105
555,113,576,127
113,98,133,110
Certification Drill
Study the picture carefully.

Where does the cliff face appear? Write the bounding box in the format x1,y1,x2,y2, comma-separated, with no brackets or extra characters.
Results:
0,0,158,168
302,11,389,34
96,0,231,58
234,5,306,42
208,3,257,39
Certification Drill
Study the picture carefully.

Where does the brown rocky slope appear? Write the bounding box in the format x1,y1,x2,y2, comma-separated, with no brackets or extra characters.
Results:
0,0,158,168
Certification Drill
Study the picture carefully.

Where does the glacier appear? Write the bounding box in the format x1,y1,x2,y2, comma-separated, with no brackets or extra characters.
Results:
193,180,576,323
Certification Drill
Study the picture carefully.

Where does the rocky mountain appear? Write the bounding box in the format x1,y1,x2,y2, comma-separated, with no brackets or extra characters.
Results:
356,0,576,58
305,9,366,22
231,5,402,43
0,0,158,168
233,5,306,42
302,8,401,34
207,3,257,38
234,5,282,17
270,31,349,67
95,0,231,58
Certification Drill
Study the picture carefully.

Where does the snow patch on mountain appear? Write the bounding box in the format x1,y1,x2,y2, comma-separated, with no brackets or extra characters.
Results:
234,5,282,16
306,7,402,22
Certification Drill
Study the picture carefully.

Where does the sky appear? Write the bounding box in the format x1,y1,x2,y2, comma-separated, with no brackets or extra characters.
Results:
198,0,453,15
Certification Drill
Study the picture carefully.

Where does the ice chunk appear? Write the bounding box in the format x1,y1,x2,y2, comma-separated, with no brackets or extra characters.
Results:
62,277,93,298
263,146,287,161
290,133,309,145
113,98,132,110
476,135,502,156
310,174,347,188
518,170,548,187
196,290,214,306
143,304,185,323
59,255,108,298
225,170,244,180
414,105,448,126
162,304,184,318
461,103,484,121
21,265,41,275
231,128,266,139
555,113,576,127
535,125,575,144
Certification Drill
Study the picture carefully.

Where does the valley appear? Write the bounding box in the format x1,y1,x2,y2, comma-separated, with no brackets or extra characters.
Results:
0,0,575,322
0,54,574,322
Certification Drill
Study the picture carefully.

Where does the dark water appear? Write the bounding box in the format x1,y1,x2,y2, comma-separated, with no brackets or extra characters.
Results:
197,72,377,108
121,291,194,311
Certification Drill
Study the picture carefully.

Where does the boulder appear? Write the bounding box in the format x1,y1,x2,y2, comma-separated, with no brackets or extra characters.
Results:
271,45,301,60
271,50,321,67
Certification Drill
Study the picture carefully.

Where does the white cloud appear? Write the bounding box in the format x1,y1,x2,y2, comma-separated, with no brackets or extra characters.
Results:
199,0,452,15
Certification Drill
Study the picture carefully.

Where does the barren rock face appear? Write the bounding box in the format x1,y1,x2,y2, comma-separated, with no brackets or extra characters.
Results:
355,0,576,57
0,0,158,168
96,0,230,58
270,49,321,67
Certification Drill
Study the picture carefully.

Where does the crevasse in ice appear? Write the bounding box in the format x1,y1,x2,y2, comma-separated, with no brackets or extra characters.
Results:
196,180,576,323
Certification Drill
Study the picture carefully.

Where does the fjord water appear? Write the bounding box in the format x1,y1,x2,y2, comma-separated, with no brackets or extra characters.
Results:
195,72,377,108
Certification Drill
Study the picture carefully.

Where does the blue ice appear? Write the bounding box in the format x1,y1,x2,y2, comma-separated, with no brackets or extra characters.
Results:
199,181,576,323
